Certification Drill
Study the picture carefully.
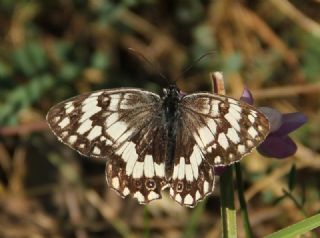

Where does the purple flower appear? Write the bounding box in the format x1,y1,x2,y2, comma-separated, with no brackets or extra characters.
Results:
240,88,307,159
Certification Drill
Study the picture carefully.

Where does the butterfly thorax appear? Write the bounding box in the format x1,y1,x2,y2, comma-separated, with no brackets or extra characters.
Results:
162,85,183,177
162,85,183,118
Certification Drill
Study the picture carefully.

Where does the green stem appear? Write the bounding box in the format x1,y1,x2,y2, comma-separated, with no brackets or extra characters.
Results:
235,163,254,238
220,166,237,238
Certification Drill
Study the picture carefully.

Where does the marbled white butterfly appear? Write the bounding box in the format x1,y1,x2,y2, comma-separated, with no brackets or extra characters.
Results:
46,85,270,207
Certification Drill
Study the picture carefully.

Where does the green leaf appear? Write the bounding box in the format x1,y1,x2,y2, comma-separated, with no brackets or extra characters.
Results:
11,41,48,76
223,53,243,74
265,213,320,238
0,60,13,78
302,35,320,82
53,41,72,60
13,46,35,76
27,41,47,71
59,63,80,82
91,51,109,70
193,24,216,50
0,74,54,125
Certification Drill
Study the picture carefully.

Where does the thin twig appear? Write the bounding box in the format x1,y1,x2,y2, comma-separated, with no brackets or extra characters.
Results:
0,121,48,136
240,5,298,66
269,0,320,37
282,189,308,217
252,82,320,99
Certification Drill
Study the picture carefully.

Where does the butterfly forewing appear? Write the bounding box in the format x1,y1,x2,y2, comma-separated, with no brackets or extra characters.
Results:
47,88,160,157
47,88,169,203
180,93,270,166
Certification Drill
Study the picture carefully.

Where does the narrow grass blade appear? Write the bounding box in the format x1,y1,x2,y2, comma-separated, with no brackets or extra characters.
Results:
265,213,320,238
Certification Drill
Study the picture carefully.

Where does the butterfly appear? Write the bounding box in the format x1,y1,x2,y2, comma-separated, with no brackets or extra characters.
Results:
46,85,270,207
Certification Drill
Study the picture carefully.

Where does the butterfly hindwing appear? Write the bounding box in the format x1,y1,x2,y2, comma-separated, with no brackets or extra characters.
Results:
180,93,270,166
106,118,168,203
169,117,215,207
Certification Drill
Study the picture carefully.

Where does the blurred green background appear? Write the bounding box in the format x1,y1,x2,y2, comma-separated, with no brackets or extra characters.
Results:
0,0,320,237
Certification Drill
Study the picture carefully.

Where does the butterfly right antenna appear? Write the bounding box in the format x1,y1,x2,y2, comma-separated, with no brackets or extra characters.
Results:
127,48,169,84
173,51,216,84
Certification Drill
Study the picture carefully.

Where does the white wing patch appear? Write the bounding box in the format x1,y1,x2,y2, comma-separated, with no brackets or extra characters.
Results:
224,112,241,132
144,155,155,178
227,128,240,144
218,133,229,150
87,125,102,140
77,120,92,135
106,120,128,140
58,117,70,129
177,157,186,180
132,162,144,179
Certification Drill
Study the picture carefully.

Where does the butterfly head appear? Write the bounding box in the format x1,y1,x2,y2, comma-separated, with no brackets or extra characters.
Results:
162,85,185,101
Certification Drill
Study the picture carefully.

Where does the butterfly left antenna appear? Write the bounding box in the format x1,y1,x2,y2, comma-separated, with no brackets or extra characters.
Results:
127,48,169,83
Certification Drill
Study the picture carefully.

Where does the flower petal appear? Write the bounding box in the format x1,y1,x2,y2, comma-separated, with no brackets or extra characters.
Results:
214,166,227,176
240,87,254,105
258,107,283,132
257,135,297,159
273,112,307,136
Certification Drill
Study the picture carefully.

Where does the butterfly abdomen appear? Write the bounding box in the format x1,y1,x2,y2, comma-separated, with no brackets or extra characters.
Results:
162,86,183,178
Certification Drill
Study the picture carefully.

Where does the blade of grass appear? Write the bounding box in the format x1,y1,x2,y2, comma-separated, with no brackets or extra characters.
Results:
235,163,254,238
220,166,237,238
265,213,320,238
281,189,317,238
